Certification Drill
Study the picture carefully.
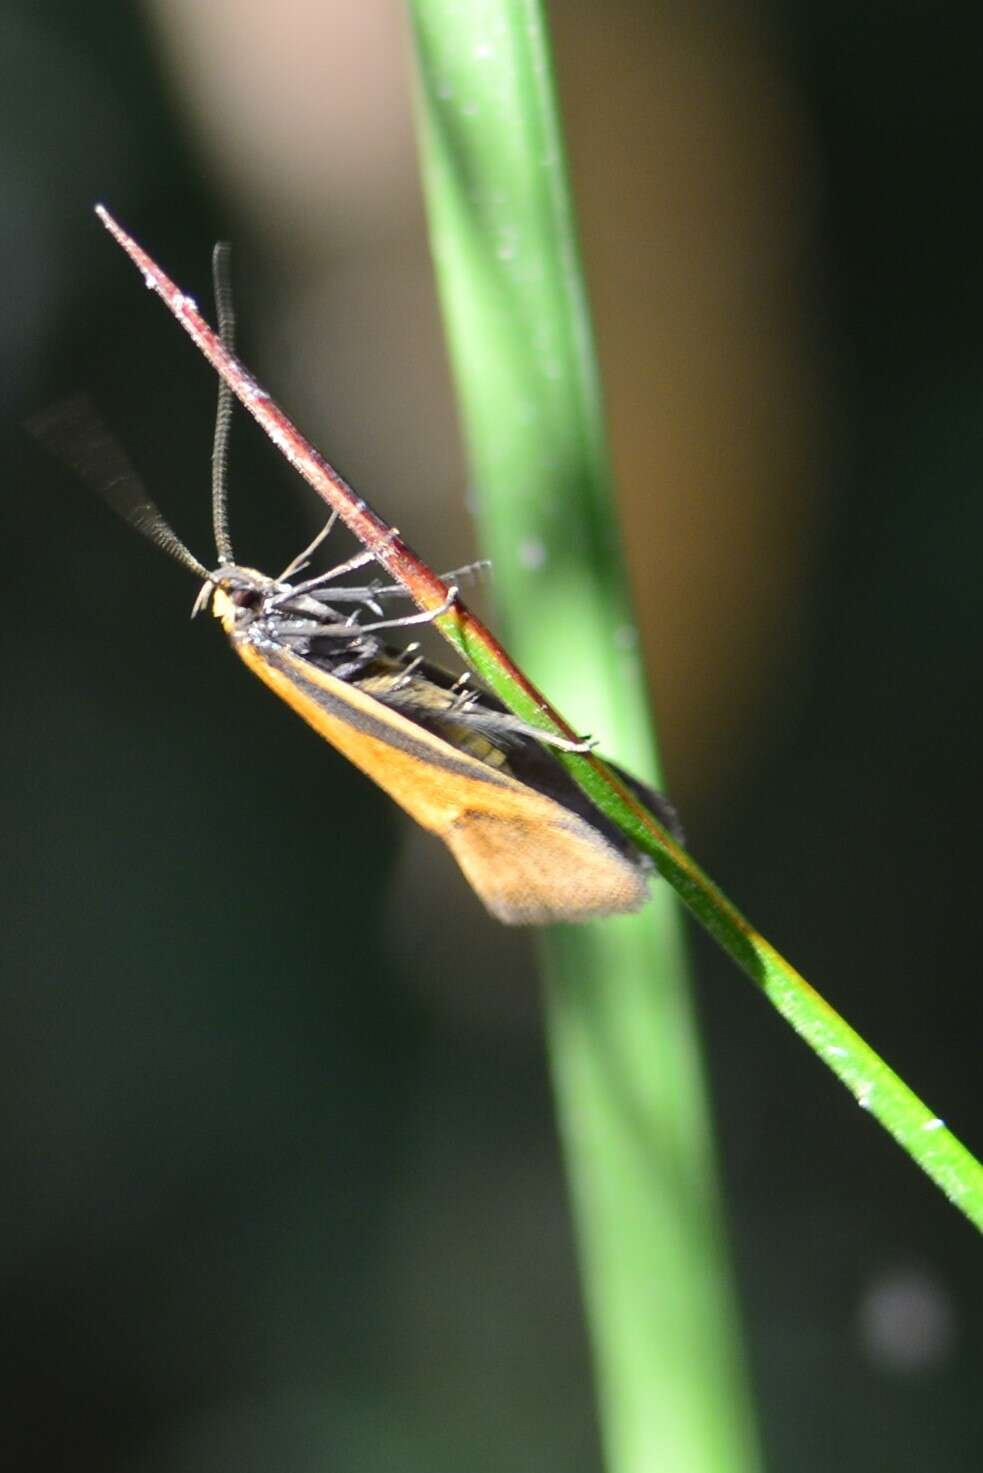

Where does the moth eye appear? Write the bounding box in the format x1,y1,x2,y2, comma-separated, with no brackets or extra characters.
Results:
232,587,262,610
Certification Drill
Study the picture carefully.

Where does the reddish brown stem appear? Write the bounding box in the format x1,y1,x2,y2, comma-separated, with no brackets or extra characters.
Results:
95,205,669,839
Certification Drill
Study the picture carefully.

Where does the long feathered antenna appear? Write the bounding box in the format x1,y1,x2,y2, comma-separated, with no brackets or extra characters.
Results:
209,241,236,566
27,395,208,579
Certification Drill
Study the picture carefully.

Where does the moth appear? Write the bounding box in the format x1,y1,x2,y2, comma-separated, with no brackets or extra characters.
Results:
33,246,680,925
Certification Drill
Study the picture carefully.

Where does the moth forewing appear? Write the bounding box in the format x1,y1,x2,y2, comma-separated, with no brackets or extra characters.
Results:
210,580,652,924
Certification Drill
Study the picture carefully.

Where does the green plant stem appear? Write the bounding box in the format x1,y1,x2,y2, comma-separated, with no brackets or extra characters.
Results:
408,4,763,1471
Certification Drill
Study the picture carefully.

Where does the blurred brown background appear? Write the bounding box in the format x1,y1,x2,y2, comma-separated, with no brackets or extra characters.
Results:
2,1,982,1469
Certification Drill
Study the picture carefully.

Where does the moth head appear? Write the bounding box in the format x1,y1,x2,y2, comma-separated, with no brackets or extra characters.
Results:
206,566,272,633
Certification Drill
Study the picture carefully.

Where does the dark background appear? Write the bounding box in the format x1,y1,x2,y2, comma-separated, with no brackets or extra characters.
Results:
2,2,982,1469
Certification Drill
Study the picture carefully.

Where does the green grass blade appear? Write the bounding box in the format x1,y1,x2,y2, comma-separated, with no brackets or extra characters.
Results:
407,4,763,1470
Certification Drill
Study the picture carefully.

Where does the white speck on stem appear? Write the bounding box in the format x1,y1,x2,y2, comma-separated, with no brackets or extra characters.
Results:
828,1045,848,1058
922,1117,945,1132
857,1082,874,1110
142,271,157,291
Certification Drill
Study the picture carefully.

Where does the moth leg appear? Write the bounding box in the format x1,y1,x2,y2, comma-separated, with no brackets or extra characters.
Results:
363,559,490,600
270,542,377,604
352,584,459,635
273,525,405,601
444,703,597,754
276,510,340,581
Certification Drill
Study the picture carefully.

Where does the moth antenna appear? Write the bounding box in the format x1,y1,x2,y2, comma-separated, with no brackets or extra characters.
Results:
27,395,208,579
210,241,236,565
